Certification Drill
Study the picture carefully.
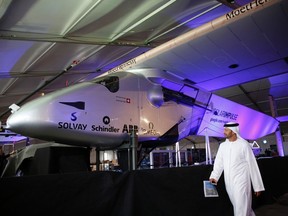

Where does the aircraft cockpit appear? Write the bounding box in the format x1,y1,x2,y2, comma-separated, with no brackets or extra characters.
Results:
92,75,119,93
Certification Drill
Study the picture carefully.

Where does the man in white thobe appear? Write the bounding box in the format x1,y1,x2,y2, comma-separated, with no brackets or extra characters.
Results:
209,122,265,216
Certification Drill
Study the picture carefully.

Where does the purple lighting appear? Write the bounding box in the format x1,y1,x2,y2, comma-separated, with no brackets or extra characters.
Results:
0,40,34,75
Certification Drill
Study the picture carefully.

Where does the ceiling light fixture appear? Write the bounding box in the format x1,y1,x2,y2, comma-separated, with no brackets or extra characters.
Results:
228,64,239,69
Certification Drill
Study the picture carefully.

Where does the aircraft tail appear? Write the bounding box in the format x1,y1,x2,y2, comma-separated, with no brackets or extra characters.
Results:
196,94,279,140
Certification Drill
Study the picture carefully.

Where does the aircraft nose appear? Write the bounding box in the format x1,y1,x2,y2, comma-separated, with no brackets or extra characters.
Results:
6,82,93,137
6,99,48,136
6,103,33,134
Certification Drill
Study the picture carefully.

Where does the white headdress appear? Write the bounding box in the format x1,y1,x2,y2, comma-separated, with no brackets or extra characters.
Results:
224,122,244,140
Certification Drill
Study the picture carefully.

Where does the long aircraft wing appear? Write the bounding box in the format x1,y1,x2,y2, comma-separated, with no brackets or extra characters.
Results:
100,0,287,139
103,0,288,92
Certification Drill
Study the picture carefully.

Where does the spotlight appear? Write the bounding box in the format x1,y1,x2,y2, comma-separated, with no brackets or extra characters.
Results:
228,64,239,69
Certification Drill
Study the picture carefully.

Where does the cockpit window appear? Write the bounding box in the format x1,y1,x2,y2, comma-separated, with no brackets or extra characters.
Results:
93,76,119,93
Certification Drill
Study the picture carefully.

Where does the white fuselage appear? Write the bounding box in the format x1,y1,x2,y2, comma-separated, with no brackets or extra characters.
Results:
6,70,194,148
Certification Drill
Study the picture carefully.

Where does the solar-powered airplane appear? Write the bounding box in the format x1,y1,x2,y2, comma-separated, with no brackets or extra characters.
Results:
4,0,286,156
6,68,279,149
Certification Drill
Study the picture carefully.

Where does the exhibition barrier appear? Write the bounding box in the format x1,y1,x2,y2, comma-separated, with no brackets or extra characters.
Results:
0,157,287,216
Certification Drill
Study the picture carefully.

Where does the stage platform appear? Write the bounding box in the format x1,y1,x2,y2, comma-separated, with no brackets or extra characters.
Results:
0,157,287,216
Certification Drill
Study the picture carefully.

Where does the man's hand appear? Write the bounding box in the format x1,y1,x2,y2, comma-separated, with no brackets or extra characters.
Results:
209,178,218,185
254,191,261,197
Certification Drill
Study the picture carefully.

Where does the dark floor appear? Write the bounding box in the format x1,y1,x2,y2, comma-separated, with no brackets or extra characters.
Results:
254,193,288,216
255,204,288,216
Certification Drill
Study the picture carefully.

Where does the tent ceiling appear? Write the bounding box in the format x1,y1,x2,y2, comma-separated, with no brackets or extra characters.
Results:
0,0,288,142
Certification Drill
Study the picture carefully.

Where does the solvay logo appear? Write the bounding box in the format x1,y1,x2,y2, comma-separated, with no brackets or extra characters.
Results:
71,112,77,121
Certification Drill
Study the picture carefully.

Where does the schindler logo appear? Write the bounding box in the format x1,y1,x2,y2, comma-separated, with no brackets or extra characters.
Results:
91,116,120,133
91,125,120,133
103,116,110,124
